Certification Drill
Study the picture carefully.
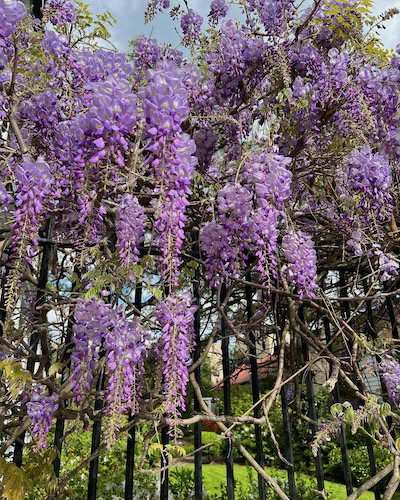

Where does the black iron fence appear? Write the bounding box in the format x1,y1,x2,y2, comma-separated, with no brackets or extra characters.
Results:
6,258,400,500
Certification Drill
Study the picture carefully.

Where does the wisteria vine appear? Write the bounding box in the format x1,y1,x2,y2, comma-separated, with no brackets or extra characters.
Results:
1,0,400,497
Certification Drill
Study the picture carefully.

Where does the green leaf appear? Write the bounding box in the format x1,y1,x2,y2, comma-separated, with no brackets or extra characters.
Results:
132,264,144,277
379,402,391,418
141,255,155,268
84,287,97,300
148,443,164,456
330,403,343,417
49,362,63,377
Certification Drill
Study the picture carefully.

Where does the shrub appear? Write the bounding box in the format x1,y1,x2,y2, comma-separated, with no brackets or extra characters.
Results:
201,432,225,459
326,446,393,486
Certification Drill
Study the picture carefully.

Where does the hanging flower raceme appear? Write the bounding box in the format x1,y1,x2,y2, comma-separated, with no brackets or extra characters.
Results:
201,183,252,286
204,20,265,105
42,0,76,26
104,318,149,447
68,296,150,446
256,0,296,38
181,9,203,46
27,385,59,455
139,62,197,288
249,205,279,282
115,194,146,275
69,297,117,403
201,152,291,286
208,0,228,26
378,356,400,404
75,77,138,169
145,0,170,22
5,156,52,311
336,146,393,256
155,292,197,436
10,156,52,259
242,152,292,211
281,229,318,299
337,146,392,218
134,37,162,74
0,0,26,38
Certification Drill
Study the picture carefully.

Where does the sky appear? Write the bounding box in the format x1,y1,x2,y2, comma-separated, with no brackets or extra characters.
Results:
86,0,400,54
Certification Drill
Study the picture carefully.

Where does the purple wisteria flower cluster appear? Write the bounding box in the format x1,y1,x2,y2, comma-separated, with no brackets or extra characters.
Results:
75,78,138,168
312,413,343,457
281,230,318,299
181,9,203,46
69,297,115,403
155,292,197,435
258,0,296,38
201,152,292,286
69,297,149,446
42,0,76,26
208,0,228,26
134,37,162,74
204,20,265,106
378,356,400,404
338,146,392,217
104,319,148,446
9,156,52,262
373,246,399,282
139,62,197,287
0,0,26,38
27,385,59,455
201,183,252,285
115,194,146,274
335,146,393,257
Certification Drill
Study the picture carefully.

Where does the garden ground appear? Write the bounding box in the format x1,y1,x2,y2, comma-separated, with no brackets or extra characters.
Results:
169,464,375,499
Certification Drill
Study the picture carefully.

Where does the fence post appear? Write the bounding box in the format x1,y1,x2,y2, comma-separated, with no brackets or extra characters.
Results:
298,308,325,494
280,384,297,500
193,268,203,500
124,283,142,500
339,270,379,500
160,425,170,500
323,312,353,495
385,294,399,340
273,293,297,499
87,370,105,500
245,276,266,500
13,219,53,467
221,283,235,500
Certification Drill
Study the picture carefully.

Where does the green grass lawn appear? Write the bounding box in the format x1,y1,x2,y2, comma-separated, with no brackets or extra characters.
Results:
170,463,375,499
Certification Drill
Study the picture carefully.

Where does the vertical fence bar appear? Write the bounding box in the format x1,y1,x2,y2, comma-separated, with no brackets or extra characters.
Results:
339,271,379,500
385,294,399,340
221,283,235,500
160,425,169,500
0,264,8,336
53,268,81,478
273,292,297,499
124,283,142,500
87,371,105,500
280,385,297,500
14,220,53,467
361,277,382,500
298,308,325,494
364,275,395,466
32,0,43,19
323,314,353,495
193,268,203,500
245,275,266,500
